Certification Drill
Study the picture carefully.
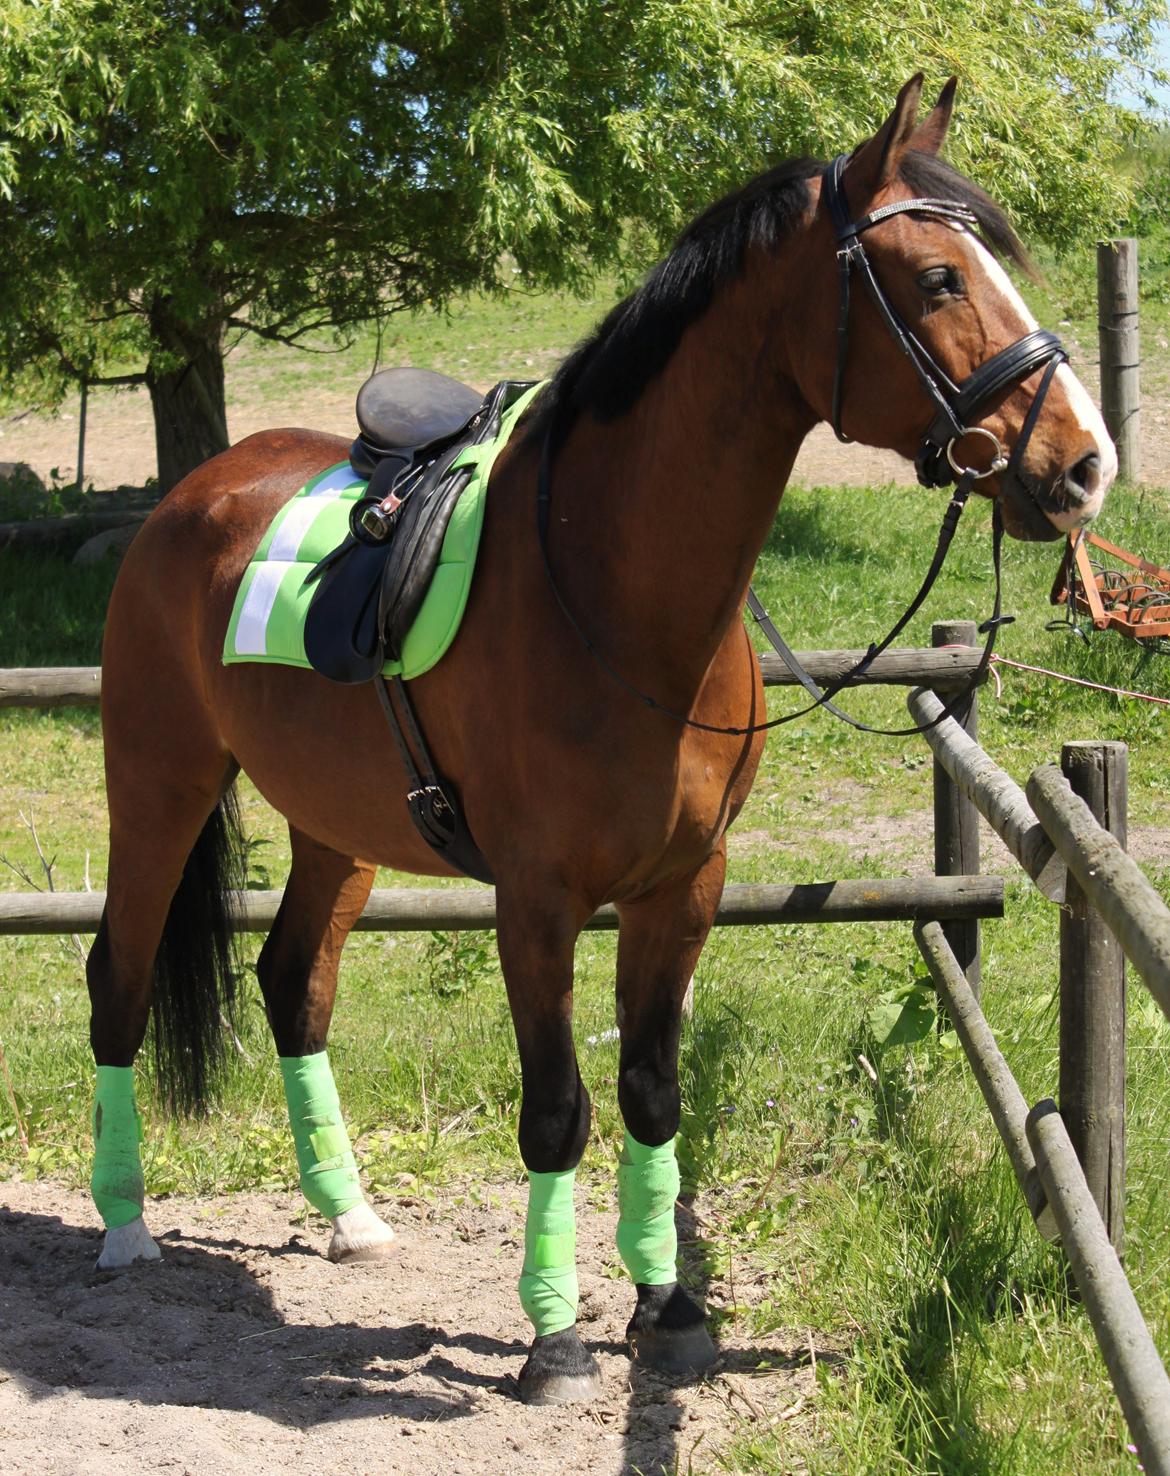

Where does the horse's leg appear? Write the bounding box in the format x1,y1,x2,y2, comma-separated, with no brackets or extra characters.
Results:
496,891,599,1405
256,827,395,1263
613,847,726,1374
87,763,240,1270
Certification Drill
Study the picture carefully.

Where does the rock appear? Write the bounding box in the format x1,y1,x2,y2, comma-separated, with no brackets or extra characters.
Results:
72,522,142,566
0,461,46,493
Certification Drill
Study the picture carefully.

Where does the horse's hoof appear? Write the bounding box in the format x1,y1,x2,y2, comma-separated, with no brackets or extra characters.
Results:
629,1319,718,1374
97,1216,162,1270
329,1237,403,1264
328,1201,399,1263
518,1327,602,1405
627,1283,717,1374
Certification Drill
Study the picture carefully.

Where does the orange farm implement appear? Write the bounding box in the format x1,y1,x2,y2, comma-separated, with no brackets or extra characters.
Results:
1051,532,1170,648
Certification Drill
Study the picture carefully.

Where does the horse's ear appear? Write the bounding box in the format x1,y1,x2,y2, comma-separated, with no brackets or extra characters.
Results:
843,74,924,204
909,77,957,158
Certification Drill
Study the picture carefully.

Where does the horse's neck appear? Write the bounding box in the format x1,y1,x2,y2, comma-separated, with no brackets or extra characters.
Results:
548,271,814,698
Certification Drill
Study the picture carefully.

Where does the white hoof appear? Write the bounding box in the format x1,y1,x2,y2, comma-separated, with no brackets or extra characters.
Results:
328,1200,398,1263
98,1215,162,1269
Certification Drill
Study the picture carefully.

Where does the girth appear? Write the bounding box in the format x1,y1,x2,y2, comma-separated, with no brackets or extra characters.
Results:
303,372,537,885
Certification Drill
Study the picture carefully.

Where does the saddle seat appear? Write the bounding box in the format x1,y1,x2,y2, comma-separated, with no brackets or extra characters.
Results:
350,366,484,478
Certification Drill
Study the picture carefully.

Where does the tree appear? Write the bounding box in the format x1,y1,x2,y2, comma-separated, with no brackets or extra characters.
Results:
0,1,1163,491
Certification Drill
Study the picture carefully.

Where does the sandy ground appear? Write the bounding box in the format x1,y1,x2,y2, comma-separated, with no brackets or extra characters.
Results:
727,803,1170,880
0,1180,821,1476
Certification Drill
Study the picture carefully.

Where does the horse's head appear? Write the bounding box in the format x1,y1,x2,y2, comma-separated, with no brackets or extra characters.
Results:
787,75,1115,541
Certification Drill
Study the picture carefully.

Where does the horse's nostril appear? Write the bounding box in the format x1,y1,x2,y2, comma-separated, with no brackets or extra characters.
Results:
1064,453,1101,505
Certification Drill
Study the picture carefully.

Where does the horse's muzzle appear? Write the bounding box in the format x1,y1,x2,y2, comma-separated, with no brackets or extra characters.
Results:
999,458,1100,542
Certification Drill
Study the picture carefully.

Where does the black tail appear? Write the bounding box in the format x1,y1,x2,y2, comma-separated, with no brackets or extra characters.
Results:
150,785,247,1115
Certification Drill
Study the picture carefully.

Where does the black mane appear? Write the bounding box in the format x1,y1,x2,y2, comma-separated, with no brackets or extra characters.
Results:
528,150,1032,444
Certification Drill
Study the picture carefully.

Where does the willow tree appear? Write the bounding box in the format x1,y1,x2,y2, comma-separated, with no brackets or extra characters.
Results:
0,0,1162,490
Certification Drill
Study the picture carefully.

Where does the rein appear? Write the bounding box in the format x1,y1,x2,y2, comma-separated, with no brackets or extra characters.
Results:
536,155,1068,739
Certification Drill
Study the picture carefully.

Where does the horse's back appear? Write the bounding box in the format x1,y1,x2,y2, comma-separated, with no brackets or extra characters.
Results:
108,430,347,668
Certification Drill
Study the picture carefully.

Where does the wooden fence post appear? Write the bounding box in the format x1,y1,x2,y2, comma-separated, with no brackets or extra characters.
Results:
932,620,981,999
1059,740,1127,1253
1098,239,1141,483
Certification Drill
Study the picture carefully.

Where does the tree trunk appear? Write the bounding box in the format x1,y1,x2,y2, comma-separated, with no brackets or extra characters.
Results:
146,312,230,494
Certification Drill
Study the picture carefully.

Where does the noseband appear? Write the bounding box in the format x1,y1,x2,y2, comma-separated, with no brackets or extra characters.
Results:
823,152,1067,489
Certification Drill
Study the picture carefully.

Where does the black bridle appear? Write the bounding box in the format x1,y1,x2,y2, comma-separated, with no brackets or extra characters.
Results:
536,154,1071,738
823,153,1067,492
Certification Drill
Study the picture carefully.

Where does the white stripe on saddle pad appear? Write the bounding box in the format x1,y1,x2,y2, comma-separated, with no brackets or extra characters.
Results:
308,463,360,497
233,560,295,655
268,492,342,563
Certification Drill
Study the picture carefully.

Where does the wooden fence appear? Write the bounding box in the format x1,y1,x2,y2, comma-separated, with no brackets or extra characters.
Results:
908,656,1170,1473
3,625,1169,1469
1099,238,1140,483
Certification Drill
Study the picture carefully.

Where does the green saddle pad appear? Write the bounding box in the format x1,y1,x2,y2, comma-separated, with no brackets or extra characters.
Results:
223,381,542,681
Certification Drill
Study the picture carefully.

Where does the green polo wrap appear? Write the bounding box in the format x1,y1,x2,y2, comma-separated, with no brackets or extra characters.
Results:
279,1051,364,1220
91,1064,146,1229
616,1131,679,1286
518,1169,578,1336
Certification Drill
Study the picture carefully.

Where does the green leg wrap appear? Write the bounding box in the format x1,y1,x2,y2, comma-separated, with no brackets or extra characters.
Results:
518,1168,579,1337
616,1130,679,1286
279,1051,364,1220
91,1064,146,1230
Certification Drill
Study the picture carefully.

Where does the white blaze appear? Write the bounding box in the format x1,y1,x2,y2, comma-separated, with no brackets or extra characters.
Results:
966,237,1116,524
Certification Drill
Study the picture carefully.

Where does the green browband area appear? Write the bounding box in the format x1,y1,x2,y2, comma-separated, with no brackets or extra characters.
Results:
616,1130,680,1286
518,1168,579,1337
91,1064,146,1229
279,1051,364,1220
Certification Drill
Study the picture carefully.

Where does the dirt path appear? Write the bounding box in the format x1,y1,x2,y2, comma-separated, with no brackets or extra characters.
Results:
0,1180,819,1476
728,807,1170,879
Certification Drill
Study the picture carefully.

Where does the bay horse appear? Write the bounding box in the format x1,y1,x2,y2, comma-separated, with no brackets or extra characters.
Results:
86,76,1113,1404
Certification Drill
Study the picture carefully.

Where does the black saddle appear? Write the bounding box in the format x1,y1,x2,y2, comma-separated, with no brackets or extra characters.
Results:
349,366,484,479
304,372,533,686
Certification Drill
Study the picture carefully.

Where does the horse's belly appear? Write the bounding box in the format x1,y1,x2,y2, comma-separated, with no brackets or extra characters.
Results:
212,663,461,876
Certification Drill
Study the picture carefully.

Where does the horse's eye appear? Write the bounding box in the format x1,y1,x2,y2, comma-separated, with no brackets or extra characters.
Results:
918,266,962,297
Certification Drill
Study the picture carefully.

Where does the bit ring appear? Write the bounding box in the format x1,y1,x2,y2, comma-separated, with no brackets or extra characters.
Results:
947,427,1009,481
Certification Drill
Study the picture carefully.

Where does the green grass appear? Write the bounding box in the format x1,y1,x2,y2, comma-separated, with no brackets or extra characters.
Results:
228,280,611,399
2,269,1170,1475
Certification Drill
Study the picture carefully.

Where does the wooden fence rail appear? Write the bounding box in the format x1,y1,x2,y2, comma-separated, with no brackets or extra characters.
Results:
907,686,1065,900
914,920,1053,1236
0,876,1004,937
0,647,986,709
1028,763,1170,1023
1028,1099,1170,1476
